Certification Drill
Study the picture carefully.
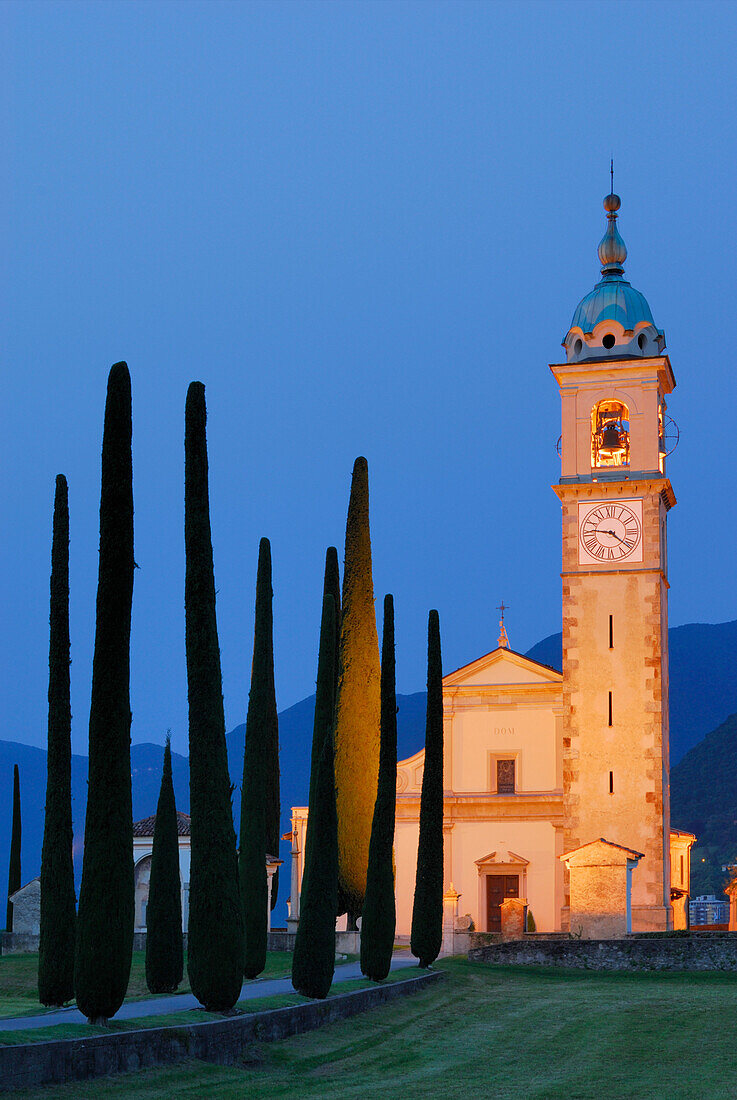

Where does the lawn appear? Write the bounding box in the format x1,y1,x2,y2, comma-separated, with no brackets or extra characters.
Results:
0,969,408,1045
7,957,737,1099
0,950,295,1018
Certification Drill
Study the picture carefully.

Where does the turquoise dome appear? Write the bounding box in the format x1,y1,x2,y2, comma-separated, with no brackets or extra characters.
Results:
570,276,655,335
563,190,665,360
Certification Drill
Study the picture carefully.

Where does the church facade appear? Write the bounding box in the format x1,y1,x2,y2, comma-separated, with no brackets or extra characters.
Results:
291,189,695,936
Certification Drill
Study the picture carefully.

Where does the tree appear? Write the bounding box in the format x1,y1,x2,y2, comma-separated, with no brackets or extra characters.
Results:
185,380,244,1011
410,610,444,969
308,548,340,810
334,457,381,927
239,537,276,979
261,542,280,914
323,545,341,701
360,594,398,981
75,362,135,1023
39,474,76,1006
5,766,21,932
292,593,338,999
145,736,183,994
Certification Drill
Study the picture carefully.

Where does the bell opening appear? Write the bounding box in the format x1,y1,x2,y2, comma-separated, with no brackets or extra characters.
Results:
592,400,630,469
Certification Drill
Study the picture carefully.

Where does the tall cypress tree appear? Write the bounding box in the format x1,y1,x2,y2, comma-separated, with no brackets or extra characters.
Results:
5,766,21,932
75,362,135,1023
360,595,398,981
39,474,76,1006
323,545,341,702
240,538,275,979
334,457,381,927
145,736,183,994
185,381,244,1012
292,593,338,999
308,548,340,810
261,542,280,914
410,610,444,969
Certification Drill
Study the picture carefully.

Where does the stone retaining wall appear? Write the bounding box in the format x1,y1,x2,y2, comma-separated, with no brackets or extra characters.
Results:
267,930,361,954
469,932,737,971
1,933,40,955
0,970,443,1092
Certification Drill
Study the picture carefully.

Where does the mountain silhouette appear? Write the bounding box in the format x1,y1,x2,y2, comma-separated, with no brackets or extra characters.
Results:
3,621,737,926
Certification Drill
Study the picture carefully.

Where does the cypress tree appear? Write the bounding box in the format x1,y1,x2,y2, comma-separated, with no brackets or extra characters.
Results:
39,474,76,1006
324,545,341,702
239,538,276,979
360,594,398,982
75,362,135,1023
308,548,340,810
410,610,444,969
5,766,21,932
261,542,280,914
185,381,244,1012
334,457,381,927
292,593,338,999
145,736,183,994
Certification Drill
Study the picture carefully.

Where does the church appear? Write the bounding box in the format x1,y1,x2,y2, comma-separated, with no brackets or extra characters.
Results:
291,189,695,938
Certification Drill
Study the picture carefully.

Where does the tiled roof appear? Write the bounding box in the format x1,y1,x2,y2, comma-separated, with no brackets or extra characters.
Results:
132,811,191,837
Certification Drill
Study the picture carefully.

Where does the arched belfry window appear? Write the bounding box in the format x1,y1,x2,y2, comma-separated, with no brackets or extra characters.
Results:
591,400,630,468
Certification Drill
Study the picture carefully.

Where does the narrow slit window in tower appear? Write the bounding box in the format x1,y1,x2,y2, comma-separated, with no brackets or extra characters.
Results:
608,692,613,726
609,615,614,649
609,771,614,794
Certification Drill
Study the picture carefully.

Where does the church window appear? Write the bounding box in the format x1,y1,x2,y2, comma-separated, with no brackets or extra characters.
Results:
609,771,614,794
608,692,613,726
602,333,616,349
609,615,614,649
591,400,630,468
638,332,647,351
574,338,583,355
680,855,684,884
496,759,515,794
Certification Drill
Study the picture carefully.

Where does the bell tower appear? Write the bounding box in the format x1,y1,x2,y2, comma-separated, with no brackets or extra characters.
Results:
551,190,676,932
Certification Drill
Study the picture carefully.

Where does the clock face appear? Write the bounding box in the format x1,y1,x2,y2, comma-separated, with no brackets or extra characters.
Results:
578,500,643,565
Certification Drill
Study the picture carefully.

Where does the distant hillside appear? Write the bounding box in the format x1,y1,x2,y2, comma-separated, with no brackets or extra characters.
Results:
526,620,737,765
4,619,737,927
670,713,737,897
0,692,427,928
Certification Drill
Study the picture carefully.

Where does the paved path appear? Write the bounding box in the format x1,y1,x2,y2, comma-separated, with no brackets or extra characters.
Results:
0,955,419,1032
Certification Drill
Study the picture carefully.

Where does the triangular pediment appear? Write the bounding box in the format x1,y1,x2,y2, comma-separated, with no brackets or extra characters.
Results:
444,647,562,688
475,849,530,868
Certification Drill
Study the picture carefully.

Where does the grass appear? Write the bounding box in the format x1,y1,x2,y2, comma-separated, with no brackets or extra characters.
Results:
0,958,403,1045
0,950,296,1019
7,957,737,1098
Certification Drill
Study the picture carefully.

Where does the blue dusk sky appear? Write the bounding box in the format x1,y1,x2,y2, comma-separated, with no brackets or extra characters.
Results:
2,0,736,757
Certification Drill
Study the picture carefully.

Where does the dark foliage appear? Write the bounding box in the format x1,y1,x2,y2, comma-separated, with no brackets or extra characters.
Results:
145,737,183,994
410,610,444,968
185,381,244,1011
324,546,341,702
75,363,135,1022
292,593,338,998
240,538,276,979
671,711,737,896
260,541,280,914
39,474,76,1006
361,595,398,981
6,765,21,932
308,548,340,810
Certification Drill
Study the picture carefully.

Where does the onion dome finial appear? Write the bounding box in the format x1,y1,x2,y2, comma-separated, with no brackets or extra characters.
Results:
598,190,627,277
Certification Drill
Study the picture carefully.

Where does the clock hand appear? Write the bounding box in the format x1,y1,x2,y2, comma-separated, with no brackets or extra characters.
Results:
601,528,625,543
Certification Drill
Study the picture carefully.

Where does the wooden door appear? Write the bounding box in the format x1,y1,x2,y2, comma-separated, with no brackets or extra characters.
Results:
486,874,519,932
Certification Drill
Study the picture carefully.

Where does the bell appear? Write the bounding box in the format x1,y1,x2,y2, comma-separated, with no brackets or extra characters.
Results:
600,425,621,451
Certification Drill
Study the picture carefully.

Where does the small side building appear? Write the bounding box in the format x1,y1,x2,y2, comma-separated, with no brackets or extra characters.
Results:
132,812,282,934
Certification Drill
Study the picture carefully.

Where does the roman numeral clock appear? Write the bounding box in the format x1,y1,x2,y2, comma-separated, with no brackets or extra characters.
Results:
550,189,678,934
578,500,643,564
